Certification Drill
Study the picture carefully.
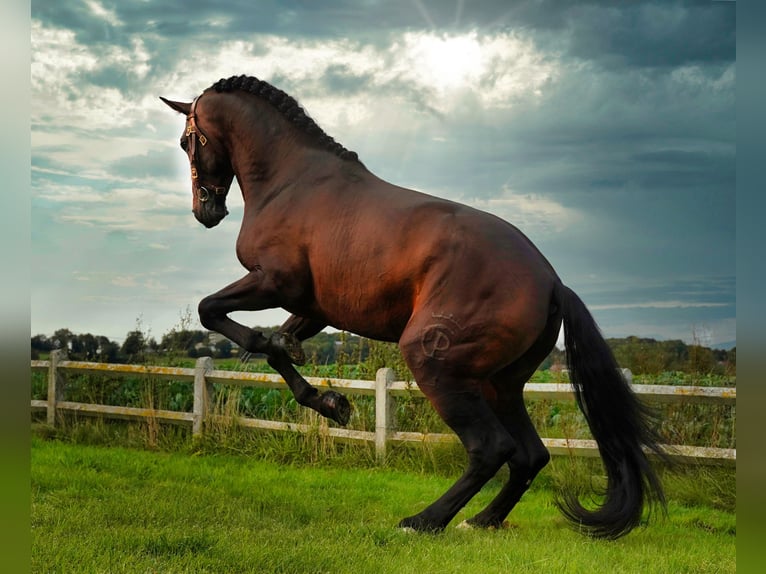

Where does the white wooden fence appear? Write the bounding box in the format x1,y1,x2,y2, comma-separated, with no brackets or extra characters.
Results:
31,350,736,466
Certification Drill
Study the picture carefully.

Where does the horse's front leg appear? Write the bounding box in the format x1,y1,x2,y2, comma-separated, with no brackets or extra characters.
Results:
197,272,350,425
197,273,305,365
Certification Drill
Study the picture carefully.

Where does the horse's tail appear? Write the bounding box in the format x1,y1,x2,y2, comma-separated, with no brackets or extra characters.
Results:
555,282,666,539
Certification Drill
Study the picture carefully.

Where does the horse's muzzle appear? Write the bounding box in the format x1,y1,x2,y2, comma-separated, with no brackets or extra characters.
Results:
194,201,229,228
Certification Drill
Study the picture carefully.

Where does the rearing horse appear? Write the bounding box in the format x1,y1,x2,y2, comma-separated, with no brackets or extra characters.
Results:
161,74,665,539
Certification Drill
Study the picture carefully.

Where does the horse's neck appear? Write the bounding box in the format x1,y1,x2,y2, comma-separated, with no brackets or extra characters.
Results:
238,140,345,197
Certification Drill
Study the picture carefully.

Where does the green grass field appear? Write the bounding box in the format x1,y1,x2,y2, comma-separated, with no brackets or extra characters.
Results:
31,437,735,574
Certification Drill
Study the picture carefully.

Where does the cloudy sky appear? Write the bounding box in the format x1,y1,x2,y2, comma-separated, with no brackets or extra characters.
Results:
31,0,735,349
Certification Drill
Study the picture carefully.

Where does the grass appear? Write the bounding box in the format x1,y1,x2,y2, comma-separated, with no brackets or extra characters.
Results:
31,437,735,574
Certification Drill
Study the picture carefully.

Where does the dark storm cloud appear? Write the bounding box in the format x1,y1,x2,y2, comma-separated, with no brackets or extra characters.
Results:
33,1,735,112
565,2,735,69
34,1,735,62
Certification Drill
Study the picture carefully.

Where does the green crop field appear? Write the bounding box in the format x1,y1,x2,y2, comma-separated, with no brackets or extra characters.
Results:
31,437,735,574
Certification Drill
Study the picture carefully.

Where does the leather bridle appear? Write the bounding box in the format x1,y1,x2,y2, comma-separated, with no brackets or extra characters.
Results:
185,96,229,203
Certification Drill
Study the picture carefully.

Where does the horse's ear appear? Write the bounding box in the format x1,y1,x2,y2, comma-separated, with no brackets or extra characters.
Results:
160,97,191,115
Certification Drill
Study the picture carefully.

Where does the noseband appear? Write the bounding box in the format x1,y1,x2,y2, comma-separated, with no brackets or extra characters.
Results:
185,96,228,203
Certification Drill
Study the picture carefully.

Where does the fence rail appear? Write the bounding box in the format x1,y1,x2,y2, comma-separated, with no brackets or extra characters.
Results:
31,351,736,466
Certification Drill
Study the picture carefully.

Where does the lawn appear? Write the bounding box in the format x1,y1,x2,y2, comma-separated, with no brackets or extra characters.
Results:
31,437,734,573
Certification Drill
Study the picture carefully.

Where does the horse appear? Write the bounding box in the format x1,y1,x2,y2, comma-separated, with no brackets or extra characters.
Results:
161,74,666,539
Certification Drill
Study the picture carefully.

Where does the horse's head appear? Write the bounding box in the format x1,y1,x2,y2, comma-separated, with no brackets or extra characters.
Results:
161,93,235,228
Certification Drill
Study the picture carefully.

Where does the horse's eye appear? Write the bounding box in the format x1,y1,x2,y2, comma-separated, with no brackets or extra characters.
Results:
180,138,188,151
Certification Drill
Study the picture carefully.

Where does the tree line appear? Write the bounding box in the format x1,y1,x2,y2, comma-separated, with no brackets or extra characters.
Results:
29,326,364,366
544,335,735,375
31,328,735,376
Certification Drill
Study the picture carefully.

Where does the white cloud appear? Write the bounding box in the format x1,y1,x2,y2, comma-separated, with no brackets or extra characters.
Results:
112,275,137,288
670,63,735,94
34,180,107,203
31,20,152,128
84,0,123,27
155,30,558,129
32,24,562,234
468,187,582,234
386,31,558,109
59,210,186,232
35,176,191,231
31,22,98,81
589,300,730,311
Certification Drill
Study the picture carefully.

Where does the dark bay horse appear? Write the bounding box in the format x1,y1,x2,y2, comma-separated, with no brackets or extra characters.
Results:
161,74,665,539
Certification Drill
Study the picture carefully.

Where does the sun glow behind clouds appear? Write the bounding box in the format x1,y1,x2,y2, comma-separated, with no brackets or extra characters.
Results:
405,32,485,91
392,31,557,110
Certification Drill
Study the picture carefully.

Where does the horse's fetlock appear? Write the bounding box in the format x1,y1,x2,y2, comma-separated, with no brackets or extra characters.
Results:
295,386,319,406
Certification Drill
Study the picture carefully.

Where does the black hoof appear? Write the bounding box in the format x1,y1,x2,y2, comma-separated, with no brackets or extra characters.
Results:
269,332,306,366
398,515,445,534
318,390,351,426
462,518,512,530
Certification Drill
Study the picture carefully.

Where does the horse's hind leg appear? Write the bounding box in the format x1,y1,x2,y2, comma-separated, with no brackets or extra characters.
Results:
397,378,518,532
396,331,518,531
464,383,549,529
464,310,561,528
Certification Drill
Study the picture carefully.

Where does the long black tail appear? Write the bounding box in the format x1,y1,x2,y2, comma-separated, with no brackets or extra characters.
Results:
556,283,666,539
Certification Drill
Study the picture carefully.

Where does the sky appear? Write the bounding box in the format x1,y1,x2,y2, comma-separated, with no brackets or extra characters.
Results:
30,0,736,349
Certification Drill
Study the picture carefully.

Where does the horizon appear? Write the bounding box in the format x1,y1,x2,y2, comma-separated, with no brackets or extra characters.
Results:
31,322,737,352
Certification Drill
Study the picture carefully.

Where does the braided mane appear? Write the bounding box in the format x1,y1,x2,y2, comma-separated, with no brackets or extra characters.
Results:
211,74,360,163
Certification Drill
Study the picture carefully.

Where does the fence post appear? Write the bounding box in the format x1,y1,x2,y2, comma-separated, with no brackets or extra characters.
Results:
375,368,396,463
621,368,633,385
193,356,215,437
46,349,67,427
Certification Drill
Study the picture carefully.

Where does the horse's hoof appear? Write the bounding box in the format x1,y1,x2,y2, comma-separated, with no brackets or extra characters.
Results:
397,516,445,534
270,332,306,365
460,519,513,531
318,390,351,426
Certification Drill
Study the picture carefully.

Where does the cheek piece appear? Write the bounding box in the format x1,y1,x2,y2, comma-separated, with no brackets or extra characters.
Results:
185,96,229,204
